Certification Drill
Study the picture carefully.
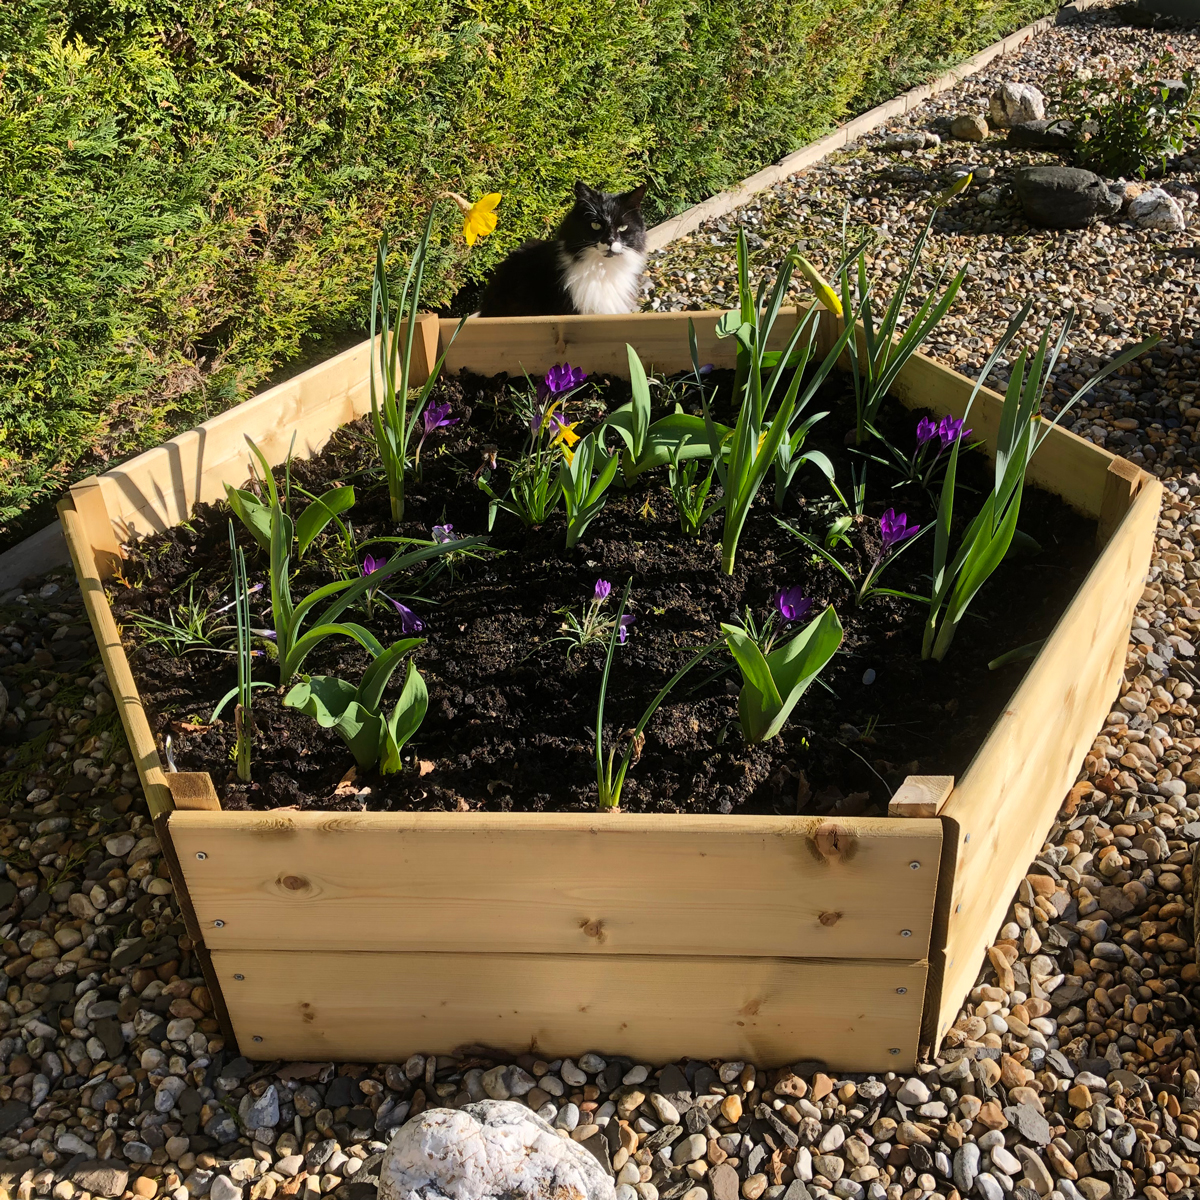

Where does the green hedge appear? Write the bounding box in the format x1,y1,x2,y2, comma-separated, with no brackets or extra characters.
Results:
0,0,1054,545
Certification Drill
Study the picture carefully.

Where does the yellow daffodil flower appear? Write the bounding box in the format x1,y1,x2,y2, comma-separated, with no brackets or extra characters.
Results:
442,192,502,246
793,255,843,319
549,414,581,464
933,172,973,208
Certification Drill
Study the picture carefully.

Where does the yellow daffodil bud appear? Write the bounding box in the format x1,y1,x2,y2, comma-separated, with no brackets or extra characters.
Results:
793,255,843,318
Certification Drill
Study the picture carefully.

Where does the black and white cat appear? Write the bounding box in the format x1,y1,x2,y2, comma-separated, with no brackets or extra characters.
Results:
477,182,647,317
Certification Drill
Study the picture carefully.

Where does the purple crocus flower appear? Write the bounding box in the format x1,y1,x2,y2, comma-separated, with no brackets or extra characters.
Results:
880,508,919,552
594,579,612,603
362,554,385,576
775,586,813,623
936,414,972,449
617,614,635,644
916,416,939,446
432,524,456,543
537,362,587,402
391,600,424,634
422,401,459,436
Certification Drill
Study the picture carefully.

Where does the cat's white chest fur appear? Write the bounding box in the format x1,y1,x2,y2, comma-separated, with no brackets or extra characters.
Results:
560,244,645,315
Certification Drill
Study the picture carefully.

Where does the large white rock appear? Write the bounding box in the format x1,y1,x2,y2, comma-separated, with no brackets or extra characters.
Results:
989,82,1045,128
1128,187,1186,232
380,1100,616,1200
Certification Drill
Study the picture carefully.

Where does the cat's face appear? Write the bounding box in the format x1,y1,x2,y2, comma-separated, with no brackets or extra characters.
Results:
559,182,647,259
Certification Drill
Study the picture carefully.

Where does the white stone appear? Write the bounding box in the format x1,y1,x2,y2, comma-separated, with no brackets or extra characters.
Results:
895,1077,930,1106
651,1094,680,1125
210,1178,244,1200
380,1101,615,1200
989,82,1045,128
623,1066,650,1086
1129,188,1186,232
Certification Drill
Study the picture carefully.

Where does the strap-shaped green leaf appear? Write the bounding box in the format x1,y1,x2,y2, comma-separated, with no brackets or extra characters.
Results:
296,485,356,559
282,622,385,683
225,485,272,551
758,605,844,741
357,638,425,714
626,345,651,461
721,623,781,744
283,675,358,726
381,660,429,774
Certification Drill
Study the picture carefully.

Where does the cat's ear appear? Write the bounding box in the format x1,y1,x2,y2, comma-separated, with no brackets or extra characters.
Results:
620,183,648,211
574,180,598,202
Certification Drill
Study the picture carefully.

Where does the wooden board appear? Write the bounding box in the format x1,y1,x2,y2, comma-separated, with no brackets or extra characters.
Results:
57,496,173,818
212,948,929,1069
167,810,941,959
926,475,1160,1046
81,317,437,545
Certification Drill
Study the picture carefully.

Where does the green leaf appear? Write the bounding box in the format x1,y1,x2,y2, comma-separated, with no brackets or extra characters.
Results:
720,623,781,744
758,605,843,741
224,485,272,552
357,638,425,714
381,659,429,773
295,485,355,559
283,675,357,726
626,344,651,461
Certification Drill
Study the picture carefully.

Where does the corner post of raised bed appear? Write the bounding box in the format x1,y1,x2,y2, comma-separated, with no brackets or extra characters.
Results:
887,776,958,1058
153,772,239,1052
888,775,954,818
1096,457,1149,550
67,477,123,581
411,313,440,383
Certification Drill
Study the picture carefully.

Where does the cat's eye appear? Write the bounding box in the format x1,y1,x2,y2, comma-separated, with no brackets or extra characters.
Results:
590,221,602,231
618,224,628,232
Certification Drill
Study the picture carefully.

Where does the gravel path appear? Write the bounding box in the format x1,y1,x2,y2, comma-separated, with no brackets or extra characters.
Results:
641,3,1199,478
3,6,1200,1200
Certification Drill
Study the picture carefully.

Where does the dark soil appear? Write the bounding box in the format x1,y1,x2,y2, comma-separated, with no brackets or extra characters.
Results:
109,367,1095,816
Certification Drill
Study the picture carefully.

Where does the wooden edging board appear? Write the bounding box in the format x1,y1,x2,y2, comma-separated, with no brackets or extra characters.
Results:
59,306,1158,1067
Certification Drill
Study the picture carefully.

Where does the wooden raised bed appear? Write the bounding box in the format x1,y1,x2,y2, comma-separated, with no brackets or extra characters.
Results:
57,308,1160,1070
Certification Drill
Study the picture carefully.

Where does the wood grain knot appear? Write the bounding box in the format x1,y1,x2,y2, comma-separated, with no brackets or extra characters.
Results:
579,919,607,944
809,821,857,864
300,1002,315,1024
280,875,309,892
819,911,842,926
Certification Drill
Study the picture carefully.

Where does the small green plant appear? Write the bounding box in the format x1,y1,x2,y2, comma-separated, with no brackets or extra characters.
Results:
594,581,718,809
126,584,230,657
666,437,718,536
284,639,428,773
226,524,254,781
698,238,856,576
225,437,354,561
923,302,1159,661
370,214,465,522
560,431,621,548
556,579,634,656
1055,50,1200,178
840,199,966,446
722,604,843,744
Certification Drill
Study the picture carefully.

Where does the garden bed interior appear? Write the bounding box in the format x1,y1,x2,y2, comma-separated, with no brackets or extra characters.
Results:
57,307,1160,1070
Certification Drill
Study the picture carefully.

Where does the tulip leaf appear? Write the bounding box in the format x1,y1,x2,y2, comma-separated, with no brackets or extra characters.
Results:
381,659,429,774
225,485,272,552
295,485,355,559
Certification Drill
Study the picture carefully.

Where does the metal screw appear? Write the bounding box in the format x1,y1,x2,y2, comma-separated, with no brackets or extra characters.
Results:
909,861,920,870
196,852,207,861
889,1048,901,1055
252,1035,263,1043
955,903,962,913
900,929,912,937
896,987,908,994
213,920,225,928
964,833,971,843
233,974,245,981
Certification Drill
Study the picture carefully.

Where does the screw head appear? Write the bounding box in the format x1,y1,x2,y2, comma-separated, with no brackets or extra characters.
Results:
252,1035,263,1043
889,1048,901,1055
909,861,920,870
955,903,962,913
213,919,225,928
964,833,971,843
900,929,912,937
896,986,908,994
234,974,245,981
196,852,207,860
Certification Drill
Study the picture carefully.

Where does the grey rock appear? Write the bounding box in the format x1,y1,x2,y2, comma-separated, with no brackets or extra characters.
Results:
244,1084,279,1129
71,1162,130,1197
1006,119,1077,150
976,1173,1005,1200
954,1143,981,1193
895,1078,929,1106
1015,166,1121,229
990,82,1046,128
1111,1125,1136,1158
1005,1105,1051,1146
211,1177,243,1200
1129,188,1186,232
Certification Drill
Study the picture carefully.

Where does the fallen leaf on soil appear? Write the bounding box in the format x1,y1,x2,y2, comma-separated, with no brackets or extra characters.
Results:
419,760,435,776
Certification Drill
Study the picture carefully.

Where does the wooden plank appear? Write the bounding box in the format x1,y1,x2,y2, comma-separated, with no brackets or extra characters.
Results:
213,949,929,1069
889,776,955,818
168,810,942,960
57,497,174,819
87,316,435,545
928,476,1160,1046
1096,457,1144,548
167,774,221,811
68,477,124,581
